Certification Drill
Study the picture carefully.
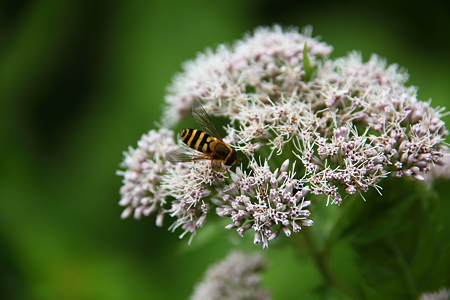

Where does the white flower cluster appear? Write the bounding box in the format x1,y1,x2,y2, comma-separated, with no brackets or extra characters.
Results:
190,251,271,300
162,25,448,204
118,25,449,248
215,159,312,249
117,129,175,221
419,288,450,300
161,159,225,241
118,128,230,242
118,129,312,247
163,25,333,126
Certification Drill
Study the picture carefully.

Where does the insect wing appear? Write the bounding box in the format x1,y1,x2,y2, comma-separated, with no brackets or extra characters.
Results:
165,147,207,163
192,100,222,140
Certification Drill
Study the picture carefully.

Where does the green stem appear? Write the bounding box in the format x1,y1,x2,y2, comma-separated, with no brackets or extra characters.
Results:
387,236,418,298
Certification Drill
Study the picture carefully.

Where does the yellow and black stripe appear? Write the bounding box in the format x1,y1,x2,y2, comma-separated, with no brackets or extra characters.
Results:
181,129,216,154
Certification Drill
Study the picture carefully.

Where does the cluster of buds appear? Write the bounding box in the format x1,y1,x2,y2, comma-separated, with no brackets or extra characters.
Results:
215,159,312,249
117,128,175,221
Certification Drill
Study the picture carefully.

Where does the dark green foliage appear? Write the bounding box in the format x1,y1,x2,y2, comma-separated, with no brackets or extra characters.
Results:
338,178,449,299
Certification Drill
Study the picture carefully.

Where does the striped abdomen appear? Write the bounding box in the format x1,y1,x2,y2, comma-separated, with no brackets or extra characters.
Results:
181,128,216,154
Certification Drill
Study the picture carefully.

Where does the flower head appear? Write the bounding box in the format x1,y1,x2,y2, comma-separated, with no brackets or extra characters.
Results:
190,251,271,300
118,25,449,248
419,288,450,300
215,159,312,249
117,128,176,221
163,25,333,126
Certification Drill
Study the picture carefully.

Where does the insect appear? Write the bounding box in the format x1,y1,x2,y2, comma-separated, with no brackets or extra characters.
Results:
165,100,239,170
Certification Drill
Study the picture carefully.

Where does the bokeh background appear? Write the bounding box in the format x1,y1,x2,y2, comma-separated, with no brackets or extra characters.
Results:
1,0,449,299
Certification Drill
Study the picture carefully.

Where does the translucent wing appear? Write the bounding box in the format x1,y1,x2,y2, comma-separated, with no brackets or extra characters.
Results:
165,147,209,163
192,100,222,140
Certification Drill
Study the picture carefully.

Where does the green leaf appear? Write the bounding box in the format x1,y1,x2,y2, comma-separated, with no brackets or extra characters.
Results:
303,42,315,81
335,177,449,299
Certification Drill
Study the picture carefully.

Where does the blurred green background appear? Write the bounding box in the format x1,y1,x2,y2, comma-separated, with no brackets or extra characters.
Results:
1,0,449,299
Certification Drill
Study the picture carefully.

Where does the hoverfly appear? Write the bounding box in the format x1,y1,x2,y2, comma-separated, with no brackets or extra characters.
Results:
165,100,239,170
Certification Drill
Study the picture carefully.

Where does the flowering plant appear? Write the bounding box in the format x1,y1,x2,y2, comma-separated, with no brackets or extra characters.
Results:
118,25,450,299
